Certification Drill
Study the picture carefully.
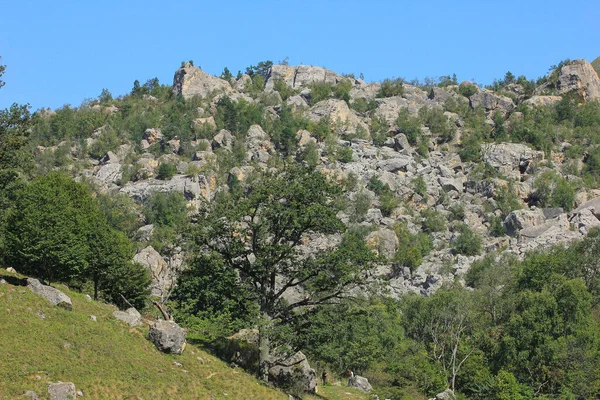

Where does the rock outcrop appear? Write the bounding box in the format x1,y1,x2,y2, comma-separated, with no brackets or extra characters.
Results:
556,59,600,101
26,278,72,310
348,375,373,392
173,62,232,99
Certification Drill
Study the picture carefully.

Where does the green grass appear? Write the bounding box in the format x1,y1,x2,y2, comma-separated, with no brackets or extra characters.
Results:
0,269,370,400
592,56,600,77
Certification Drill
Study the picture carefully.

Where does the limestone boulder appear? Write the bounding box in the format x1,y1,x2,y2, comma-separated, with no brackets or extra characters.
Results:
305,99,367,134
268,351,317,394
173,63,232,99
504,208,546,236
133,246,171,298
470,90,515,116
95,163,122,185
482,142,544,178
113,307,142,327
556,60,600,101
27,278,72,310
348,375,373,393
366,228,399,258
48,382,76,400
149,320,186,354
523,95,562,107
264,64,342,91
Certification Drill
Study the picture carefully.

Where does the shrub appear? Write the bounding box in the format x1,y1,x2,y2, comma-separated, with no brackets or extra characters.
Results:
143,191,187,227
533,171,575,211
156,162,177,180
452,224,482,256
459,82,478,98
420,209,447,233
377,78,405,98
412,176,428,199
419,106,456,143
393,222,432,271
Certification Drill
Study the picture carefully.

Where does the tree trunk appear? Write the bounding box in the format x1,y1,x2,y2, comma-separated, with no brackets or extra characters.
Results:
258,312,271,383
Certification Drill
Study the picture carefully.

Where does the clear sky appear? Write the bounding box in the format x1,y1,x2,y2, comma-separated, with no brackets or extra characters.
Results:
1,0,598,111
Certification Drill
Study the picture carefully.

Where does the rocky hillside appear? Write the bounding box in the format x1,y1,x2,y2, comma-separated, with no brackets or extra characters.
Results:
28,58,600,300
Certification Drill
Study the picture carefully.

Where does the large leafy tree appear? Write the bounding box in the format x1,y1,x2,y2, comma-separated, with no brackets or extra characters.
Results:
185,165,378,381
4,173,150,308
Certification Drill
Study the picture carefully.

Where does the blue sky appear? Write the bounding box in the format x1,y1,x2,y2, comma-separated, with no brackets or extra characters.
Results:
1,0,598,111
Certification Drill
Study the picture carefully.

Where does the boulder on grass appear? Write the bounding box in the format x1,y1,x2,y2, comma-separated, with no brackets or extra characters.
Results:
149,320,186,354
48,382,76,400
348,375,373,392
113,307,142,327
26,278,72,310
268,351,317,394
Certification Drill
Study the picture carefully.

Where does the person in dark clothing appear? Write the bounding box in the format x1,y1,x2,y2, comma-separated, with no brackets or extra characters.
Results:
321,370,328,386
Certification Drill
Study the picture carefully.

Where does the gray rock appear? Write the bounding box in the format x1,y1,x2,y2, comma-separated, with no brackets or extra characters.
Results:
264,64,342,91
393,133,410,151
143,128,162,145
268,351,317,394
556,60,600,101
438,176,464,193
26,279,72,310
504,208,546,236
149,319,186,354
133,246,169,298
348,375,372,393
212,129,235,151
48,382,76,400
571,208,600,234
136,224,154,242
120,174,207,202
523,95,562,107
6,267,16,273
113,307,142,327
24,391,38,399
542,208,564,220
482,142,544,178
366,228,399,259
100,151,119,165
305,99,367,135
470,90,515,116
173,63,232,99
377,156,412,173
432,389,456,400
95,163,122,185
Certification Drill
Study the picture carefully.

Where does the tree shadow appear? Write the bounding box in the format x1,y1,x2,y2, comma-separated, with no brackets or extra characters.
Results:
0,273,26,286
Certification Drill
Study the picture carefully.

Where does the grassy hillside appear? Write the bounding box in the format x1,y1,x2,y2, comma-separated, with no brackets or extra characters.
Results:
0,268,367,399
592,56,600,76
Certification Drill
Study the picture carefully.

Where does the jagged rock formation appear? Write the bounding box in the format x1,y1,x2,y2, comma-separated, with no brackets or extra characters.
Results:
556,59,600,101
173,62,232,99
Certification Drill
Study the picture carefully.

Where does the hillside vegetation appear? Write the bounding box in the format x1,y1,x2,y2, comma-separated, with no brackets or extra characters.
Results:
3,56,600,399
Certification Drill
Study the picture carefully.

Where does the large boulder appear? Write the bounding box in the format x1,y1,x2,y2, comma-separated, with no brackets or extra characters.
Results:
469,90,515,116
173,63,232,99
430,389,456,400
556,60,600,101
348,375,373,393
366,228,399,258
305,99,367,135
268,351,317,394
48,382,76,400
113,307,142,327
94,163,122,185
133,246,172,298
482,142,544,178
504,208,546,236
149,320,186,354
26,279,72,310
120,174,207,202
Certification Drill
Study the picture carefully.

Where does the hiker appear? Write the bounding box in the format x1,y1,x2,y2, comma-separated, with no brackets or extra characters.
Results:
347,369,354,386
321,370,328,386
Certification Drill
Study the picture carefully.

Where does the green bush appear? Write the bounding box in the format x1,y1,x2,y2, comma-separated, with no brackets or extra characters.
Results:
420,209,447,233
412,176,428,199
377,78,405,98
156,162,177,180
452,224,482,256
393,222,432,271
533,171,575,211
459,82,478,98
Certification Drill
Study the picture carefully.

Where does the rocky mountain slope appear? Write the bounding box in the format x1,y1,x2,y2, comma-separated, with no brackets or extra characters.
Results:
44,58,599,301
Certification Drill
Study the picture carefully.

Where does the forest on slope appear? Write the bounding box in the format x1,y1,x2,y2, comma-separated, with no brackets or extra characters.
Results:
2,56,600,399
